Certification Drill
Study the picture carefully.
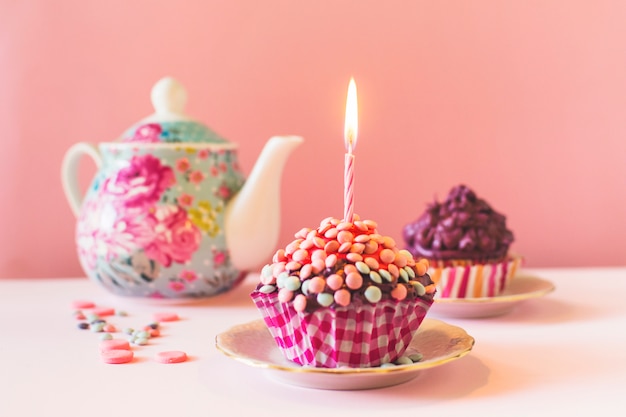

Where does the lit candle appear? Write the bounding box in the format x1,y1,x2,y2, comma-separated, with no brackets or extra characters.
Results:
344,78,358,222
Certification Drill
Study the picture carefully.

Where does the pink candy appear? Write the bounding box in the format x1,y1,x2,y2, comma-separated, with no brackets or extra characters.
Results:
153,312,179,322
155,351,188,364
100,339,131,352
72,300,95,309
101,349,134,364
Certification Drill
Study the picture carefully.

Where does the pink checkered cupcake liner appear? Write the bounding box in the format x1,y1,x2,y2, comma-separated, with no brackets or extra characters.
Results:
251,291,433,368
429,255,522,299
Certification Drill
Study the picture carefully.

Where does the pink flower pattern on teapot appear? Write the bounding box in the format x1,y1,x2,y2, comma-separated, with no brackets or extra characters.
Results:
62,77,303,299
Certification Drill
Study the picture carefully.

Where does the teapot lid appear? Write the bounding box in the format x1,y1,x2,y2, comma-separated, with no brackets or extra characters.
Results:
118,77,229,144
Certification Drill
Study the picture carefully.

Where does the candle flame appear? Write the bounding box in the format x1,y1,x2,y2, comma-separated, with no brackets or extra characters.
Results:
344,78,358,153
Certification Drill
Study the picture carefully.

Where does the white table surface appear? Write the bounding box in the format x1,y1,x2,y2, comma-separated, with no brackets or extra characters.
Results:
1,267,625,417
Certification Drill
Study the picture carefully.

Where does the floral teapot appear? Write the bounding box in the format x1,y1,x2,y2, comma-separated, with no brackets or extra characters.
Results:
62,77,303,299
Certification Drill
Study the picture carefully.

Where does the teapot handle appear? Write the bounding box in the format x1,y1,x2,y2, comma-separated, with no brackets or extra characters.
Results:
61,142,102,217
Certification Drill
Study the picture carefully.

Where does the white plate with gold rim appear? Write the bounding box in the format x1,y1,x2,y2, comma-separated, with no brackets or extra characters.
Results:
431,275,555,319
215,318,474,390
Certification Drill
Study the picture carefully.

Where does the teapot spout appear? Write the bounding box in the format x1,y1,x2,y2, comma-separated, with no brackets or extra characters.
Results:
225,135,303,272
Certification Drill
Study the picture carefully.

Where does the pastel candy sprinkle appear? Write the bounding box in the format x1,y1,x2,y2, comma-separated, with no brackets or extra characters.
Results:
292,249,309,262
278,288,294,303
337,230,354,244
354,221,368,232
299,263,313,279
276,272,289,288
324,240,340,254
103,324,116,333
355,261,370,274
369,271,382,284
284,275,301,291
261,264,273,279
345,272,363,290
364,240,378,254
410,280,426,296
326,274,343,290
259,284,276,294
316,293,334,307
307,276,326,294
350,242,365,253
354,234,371,243
91,322,105,333
133,337,149,346
364,286,382,303
379,248,395,264
294,294,307,312
334,289,351,306
301,279,310,295
405,266,416,278
382,236,396,249
286,261,301,271
338,241,352,253
336,221,353,231
311,260,325,274
363,219,378,229
379,269,392,282
387,263,399,278
325,254,338,268
393,253,408,268
391,284,408,301
399,268,409,282
415,261,428,276
346,252,363,263
395,356,413,365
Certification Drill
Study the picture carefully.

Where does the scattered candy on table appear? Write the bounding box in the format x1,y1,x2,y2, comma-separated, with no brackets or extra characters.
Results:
72,300,188,365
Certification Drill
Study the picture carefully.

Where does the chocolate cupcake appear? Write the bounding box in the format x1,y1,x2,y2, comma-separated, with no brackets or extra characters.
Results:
403,185,521,298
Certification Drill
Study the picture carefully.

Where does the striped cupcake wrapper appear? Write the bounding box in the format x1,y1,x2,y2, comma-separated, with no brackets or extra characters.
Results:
429,255,522,299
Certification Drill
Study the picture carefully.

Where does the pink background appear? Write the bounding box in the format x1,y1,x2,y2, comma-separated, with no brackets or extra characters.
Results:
1,1,624,278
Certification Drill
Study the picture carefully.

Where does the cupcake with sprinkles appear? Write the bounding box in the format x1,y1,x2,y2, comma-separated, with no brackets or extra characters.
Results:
250,215,436,368
402,184,521,299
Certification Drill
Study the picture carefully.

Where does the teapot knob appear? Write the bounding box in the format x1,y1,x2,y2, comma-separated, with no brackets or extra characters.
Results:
151,77,188,115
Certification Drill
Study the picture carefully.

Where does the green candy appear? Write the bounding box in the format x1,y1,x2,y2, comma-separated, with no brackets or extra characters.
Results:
276,271,290,288
317,293,334,307
259,284,276,294
399,268,409,282
261,264,273,279
284,276,301,291
364,286,382,303
369,271,382,284
395,356,413,365
405,266,416,278
410,280,426,296
378,269,392,282
355,261,370,274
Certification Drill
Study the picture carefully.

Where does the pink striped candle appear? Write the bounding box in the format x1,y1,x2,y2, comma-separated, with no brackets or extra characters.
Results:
343,78,358,222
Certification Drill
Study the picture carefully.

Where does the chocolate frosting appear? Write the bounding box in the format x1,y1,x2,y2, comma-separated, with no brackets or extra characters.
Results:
403,185,514,261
